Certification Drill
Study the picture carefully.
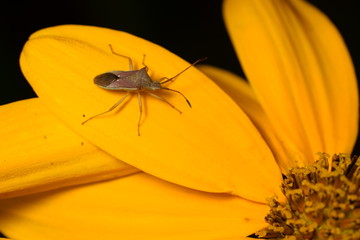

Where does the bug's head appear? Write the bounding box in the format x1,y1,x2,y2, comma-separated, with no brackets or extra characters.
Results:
147,81,162,90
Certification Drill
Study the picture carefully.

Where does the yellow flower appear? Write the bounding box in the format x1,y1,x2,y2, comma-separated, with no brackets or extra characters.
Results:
0,0,358,239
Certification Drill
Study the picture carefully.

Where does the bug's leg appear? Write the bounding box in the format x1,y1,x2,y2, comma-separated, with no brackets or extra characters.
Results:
137,92,143,136
141,54,147,68
161,87,192,108
145,91,182,114
82,92,130,125
108,44,133,70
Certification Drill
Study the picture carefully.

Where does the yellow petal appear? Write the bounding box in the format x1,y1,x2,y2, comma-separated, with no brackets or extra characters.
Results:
20,25,282,202
0,98,139,199
224,0,358,166
199,65,289,171
0,173,268,240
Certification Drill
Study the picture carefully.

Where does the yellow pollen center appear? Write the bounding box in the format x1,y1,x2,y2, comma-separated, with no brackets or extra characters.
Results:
256,153,360,240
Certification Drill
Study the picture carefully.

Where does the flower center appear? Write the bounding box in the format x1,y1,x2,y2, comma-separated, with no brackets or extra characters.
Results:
255,153,360,240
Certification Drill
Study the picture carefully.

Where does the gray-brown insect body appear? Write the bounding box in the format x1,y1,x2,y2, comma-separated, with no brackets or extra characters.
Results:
95,67,161,91
82,44,206,136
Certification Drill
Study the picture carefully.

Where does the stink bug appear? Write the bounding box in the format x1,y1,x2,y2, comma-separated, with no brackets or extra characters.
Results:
82,44,206,136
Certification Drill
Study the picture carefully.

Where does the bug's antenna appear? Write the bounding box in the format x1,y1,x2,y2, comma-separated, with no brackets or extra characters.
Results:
160,57,207,84
161,87,192,108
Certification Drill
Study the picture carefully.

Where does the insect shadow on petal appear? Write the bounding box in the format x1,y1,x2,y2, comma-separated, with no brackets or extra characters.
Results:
82,44,207,136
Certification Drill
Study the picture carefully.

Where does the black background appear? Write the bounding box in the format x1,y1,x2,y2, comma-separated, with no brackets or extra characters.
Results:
1,0,359,153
